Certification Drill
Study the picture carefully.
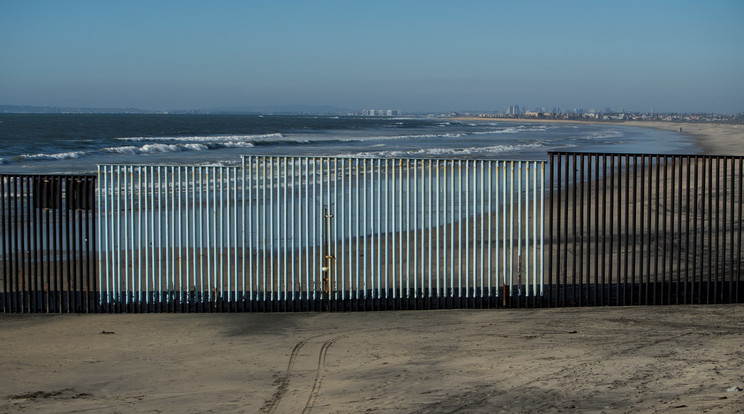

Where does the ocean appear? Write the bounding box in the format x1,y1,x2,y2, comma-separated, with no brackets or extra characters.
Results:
0,114,699,174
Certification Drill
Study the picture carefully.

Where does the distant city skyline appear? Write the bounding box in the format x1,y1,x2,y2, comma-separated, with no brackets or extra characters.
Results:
1,0,742,114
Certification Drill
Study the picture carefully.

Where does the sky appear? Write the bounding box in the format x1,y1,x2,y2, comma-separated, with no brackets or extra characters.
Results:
1,0,743,114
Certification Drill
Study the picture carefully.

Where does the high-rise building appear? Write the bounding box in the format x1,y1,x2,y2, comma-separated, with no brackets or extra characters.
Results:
506,105,520,115
362,108,399,116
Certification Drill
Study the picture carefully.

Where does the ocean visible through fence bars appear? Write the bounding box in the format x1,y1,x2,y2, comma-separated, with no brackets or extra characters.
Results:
96,157,545,311
548,153,743,307
1,152,742,313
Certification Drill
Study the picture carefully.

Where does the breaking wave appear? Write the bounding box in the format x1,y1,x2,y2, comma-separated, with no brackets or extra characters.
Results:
348,143,545,159
18,151,87,161
117,133,283,142
102,142,256,155
13,140,258,164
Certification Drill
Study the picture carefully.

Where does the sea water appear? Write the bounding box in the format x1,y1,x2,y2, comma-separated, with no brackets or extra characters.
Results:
0,113,699,174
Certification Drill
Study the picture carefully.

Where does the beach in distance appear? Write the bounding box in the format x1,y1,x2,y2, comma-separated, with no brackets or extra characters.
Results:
626,120,744,156
452,117,744,156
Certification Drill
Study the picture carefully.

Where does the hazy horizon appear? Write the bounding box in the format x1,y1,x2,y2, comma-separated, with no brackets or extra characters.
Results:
2,0,742,114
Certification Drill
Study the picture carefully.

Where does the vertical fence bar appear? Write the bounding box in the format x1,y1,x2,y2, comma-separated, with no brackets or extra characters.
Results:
33,177,41,313
540,161,545,299
509,161,515,303
566,154,583,305
429,160,434,305
737,158,742,303
563,155,569,306
290,157,296,308
331,157,337,308
624,155,631,306
463,160,468,303
715,157,721,303
356,158,362,307
398,159,403,304
377,159,382,307
547,156,553,307
479,161,485,305
365,159,370,306
340,158,347,306
671,156,677,305
385,158,390,306
578,155,586,305
452,160,457,305
684,156,691,304
311,158,316,306
488,161,493,306
705,156,712,304
632,156,639,305
1,177,7,312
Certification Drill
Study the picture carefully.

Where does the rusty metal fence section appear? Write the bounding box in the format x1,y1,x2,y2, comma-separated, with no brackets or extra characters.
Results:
548,153,744,306
1,175,97,313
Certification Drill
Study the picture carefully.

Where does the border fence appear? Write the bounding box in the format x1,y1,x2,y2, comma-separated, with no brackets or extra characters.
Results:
0,174,97,313
96,158,544,311
548,153,743,306
1,152,742,312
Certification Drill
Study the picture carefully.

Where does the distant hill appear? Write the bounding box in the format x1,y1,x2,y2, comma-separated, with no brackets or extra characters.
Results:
188,104,352,115
0,104,149,114
0,104,351,115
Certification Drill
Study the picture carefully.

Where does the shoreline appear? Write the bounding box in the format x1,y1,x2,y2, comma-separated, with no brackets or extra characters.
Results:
451,117,744,156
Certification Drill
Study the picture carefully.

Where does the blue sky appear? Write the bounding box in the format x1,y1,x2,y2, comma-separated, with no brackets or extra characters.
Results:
1,0,742,113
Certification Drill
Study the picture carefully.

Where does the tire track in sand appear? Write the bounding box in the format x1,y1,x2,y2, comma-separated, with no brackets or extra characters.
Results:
261,340,307,414
301,335,345,414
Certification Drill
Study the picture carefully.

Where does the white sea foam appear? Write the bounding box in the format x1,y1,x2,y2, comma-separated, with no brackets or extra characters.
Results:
341,132,467,142
103,141,252,155
117,133,283,142
469,127,521,135
349,143,544,158
583,129,624,139
104,146,139,154
221,142,256,148
19,151,87,161
465,126,551,135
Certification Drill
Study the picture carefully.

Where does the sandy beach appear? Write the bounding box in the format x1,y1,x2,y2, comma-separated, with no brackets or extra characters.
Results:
1,306,743,413
623,121,744,156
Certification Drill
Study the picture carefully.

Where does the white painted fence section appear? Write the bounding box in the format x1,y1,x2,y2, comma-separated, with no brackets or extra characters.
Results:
97,157,545,311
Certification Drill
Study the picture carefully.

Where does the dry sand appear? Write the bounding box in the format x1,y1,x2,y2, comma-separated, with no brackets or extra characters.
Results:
1,306,743,413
